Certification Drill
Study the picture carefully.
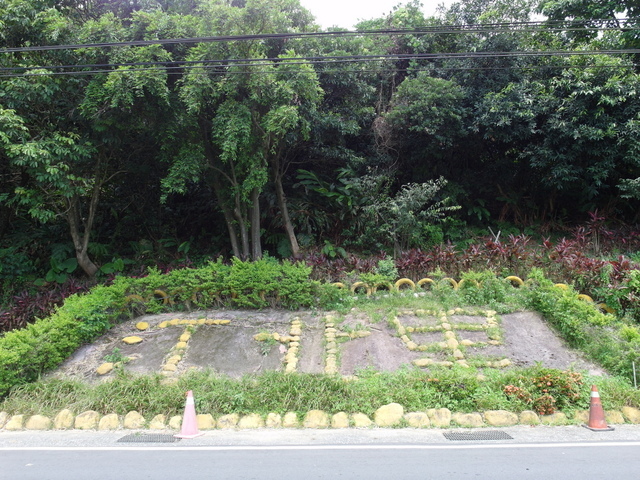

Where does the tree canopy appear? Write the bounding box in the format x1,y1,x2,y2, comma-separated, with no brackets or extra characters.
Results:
1,0,639,279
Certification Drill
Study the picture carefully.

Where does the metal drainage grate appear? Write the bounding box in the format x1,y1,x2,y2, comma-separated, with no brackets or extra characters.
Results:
443,430,513,441
117,433,181,443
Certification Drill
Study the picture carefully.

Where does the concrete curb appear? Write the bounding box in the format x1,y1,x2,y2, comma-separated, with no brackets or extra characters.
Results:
2,405,639,432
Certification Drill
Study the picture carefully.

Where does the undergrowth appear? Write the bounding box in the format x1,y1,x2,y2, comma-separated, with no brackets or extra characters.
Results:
2,367,639,418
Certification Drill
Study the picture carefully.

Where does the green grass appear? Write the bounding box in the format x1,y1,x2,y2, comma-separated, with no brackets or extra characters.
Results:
2,367,639,418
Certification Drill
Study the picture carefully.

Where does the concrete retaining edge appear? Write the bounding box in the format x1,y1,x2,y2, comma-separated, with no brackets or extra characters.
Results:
1,404,638,431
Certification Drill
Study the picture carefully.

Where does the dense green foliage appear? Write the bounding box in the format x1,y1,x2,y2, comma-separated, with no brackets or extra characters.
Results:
1,0,639,293
115,256,316,310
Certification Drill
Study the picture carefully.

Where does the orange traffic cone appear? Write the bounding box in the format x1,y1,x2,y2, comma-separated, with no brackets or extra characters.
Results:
583,385,614,431
174,390,204,439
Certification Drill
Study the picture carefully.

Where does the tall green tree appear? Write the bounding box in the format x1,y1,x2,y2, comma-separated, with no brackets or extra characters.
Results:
0,1,105,276
475,54,640,217
164,0,321,259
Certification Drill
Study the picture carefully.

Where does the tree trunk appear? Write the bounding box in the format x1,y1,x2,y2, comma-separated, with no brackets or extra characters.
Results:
75,247,99,278
0,205,13,242
273,171,299,257
250,187,262,260
210,173,241,258
67,194,99,278
236,204,250,260
200,119,242,258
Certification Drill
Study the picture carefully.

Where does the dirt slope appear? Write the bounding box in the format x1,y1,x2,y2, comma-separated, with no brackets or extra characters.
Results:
50,309,604,381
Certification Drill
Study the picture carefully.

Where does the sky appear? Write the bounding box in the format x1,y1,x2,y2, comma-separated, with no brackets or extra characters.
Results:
299,0,456,29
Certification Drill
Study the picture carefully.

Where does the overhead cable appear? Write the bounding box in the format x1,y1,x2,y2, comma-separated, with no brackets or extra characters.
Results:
0,48,637,77
0,18,636,54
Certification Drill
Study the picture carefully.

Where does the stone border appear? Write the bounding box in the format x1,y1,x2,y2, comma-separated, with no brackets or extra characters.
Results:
323,314,373,374
2,404,638,431
160,324,194,376
389,308,511,369
253,316,302,373
324,315,338,375
285,317,302,373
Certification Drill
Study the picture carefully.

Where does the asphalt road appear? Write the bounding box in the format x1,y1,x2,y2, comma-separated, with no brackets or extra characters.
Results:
3,426,640,479
4,442,640,479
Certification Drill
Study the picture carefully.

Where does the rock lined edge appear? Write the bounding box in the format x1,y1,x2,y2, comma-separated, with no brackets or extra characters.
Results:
1,405,637,431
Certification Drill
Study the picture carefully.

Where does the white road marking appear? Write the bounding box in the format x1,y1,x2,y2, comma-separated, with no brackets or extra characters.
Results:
2,441,640,452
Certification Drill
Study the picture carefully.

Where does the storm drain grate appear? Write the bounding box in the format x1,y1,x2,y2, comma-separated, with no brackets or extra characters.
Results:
443,430,513,441
117,433,181,443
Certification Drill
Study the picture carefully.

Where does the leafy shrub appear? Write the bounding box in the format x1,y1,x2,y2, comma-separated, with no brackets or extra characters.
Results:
599,270,640,323
503,367,584,415
225,257,285,308
523,269,612,347
357,177,460,255
191,257,315,309
271,260,315,309
0,280,129,397
166,260,230,308
374,258,398,281
0,303,100,398
314,282,354,312
521,268,640,381
457,270,524,310
114,257,314,312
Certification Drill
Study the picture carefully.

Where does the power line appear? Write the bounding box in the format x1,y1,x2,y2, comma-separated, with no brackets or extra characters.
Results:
0,48,636,78
1,62,632,79
0,18,636,54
